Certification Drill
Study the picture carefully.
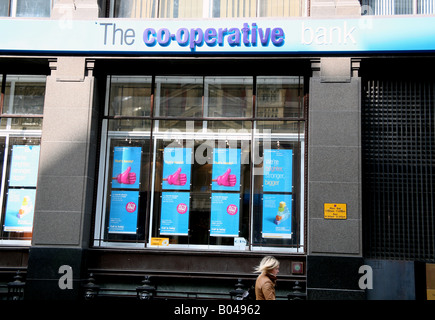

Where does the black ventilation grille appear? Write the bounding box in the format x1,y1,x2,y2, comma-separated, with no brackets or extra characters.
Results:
362,79,435,262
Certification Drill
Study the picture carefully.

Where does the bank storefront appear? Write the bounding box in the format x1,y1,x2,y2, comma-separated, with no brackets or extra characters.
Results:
0,14,434,300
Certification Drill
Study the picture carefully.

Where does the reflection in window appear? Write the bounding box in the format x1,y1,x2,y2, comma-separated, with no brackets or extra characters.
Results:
205,76,253,118
3,76,45,115
256,76,304,119
0,0,9,16
154,76,203,118
109,76,152,117
96,75,305,251
114,0,157,18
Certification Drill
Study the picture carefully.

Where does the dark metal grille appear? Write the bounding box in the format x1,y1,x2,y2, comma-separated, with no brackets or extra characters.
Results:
362,79,435,262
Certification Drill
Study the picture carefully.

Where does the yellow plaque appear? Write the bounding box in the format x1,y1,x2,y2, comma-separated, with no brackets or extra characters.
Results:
150,237,169,246
324,203,347,219
427,289,435,300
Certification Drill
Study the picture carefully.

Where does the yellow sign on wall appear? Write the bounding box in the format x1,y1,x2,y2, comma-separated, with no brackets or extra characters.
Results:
324,203,347,219
150,237,169,246
427,264,435,300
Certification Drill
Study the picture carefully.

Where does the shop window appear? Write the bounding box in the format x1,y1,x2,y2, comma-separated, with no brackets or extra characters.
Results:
361,0,434,14
113,0,158,18
0,74,45,245
0,0,52,17
108,0,305,17
94,75,305,252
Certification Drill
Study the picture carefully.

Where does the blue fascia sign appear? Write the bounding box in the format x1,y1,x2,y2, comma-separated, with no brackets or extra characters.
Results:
0,16,435,54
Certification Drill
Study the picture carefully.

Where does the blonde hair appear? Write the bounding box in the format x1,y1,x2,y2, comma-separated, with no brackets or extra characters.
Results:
254,256,280,273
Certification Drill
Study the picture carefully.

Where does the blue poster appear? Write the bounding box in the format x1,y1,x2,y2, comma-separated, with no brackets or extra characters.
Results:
210,193,240,237
160,192,190,235
212,148,241,191
9,145,40,187
108,191,139,234
162,148,192,190
4,188,36,232
262,194,292,239
112,146,142,189
263,149,293,192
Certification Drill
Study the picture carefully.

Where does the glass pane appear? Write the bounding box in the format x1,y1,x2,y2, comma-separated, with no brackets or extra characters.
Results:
395,0,413,13
10,118,43,130
114,0,157,18
360,0,414,15
259,0,301,17
159,0,203,18
0,0,9,16
154,76,203,118
3,75,46,115
107,118,151,132
418,0,435,13
212,0,256,17
205,120,252,131
256,76,304,118
252,138,302,248
155,119,203,132
0,137,41,241
108,76,152,117
205,76,253,118
100,137,151,243
16,0,51,17
256,120,304,134
151,136,250,247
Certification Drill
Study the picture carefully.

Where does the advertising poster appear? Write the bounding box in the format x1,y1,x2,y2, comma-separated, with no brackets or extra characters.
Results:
263,149,292,192
210,193,240,237
4,188,36,232
262,194,292,238
112,146,142,189
160,192,190,235
212,148,241,191
108,190,139,234
9,145,40,187
162,147,192,190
